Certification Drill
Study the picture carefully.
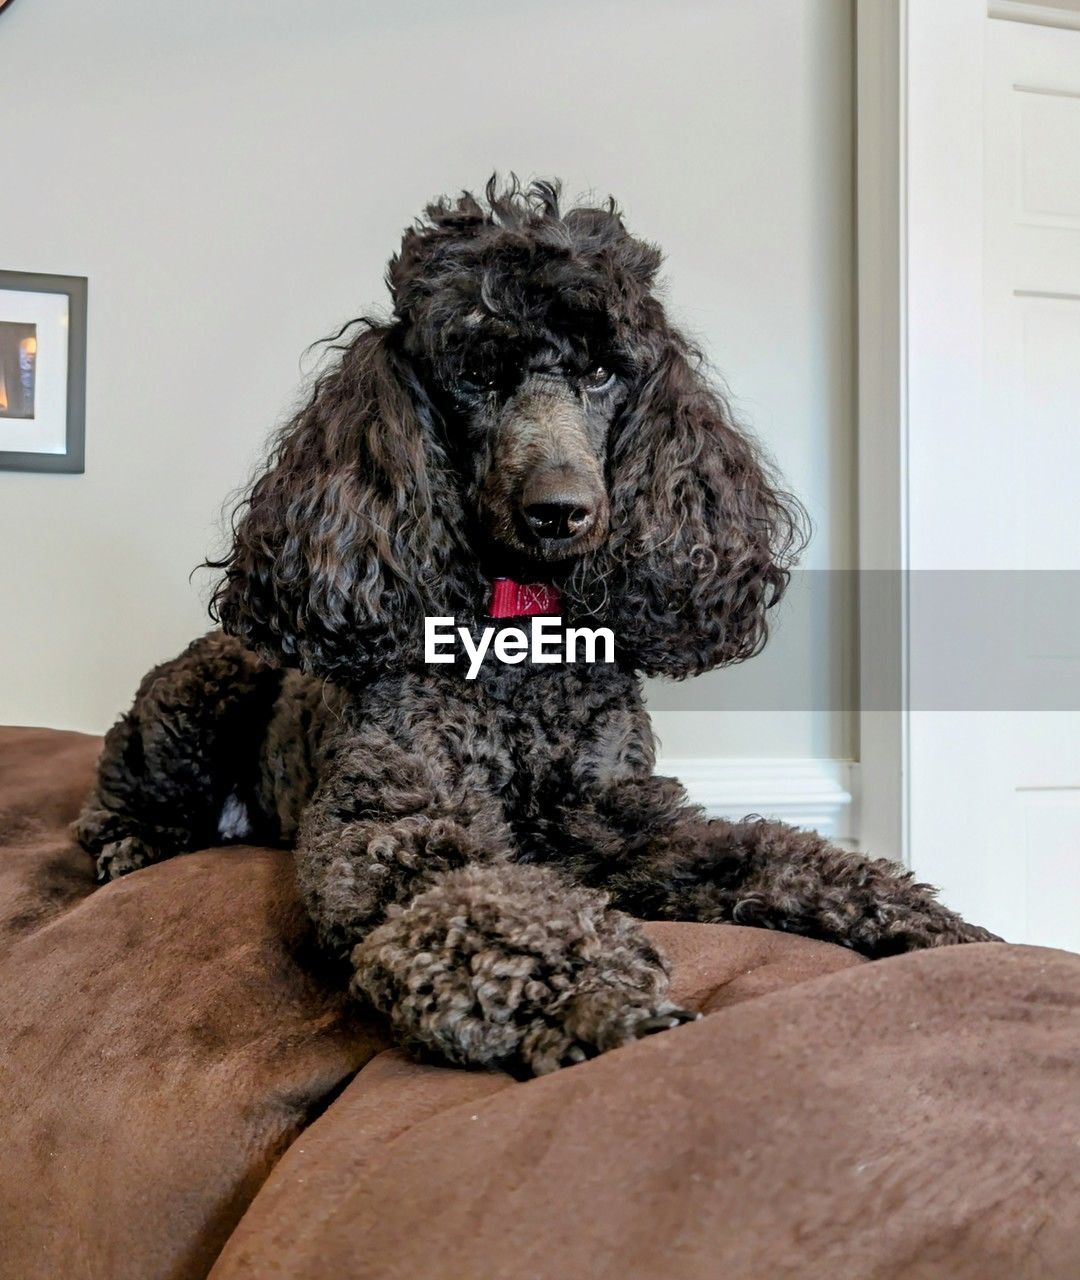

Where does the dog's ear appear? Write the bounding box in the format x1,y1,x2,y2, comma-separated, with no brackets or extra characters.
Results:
581,331,806,678
209,324,471,680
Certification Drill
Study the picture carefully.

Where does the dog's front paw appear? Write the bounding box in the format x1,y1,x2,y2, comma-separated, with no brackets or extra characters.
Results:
951,920,1004,945
96,836,156,881
519,997,700,1076
352,862,701,1076
874,905,1004,954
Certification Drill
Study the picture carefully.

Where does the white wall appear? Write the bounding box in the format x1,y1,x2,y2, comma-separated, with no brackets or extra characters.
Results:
0,0,854,759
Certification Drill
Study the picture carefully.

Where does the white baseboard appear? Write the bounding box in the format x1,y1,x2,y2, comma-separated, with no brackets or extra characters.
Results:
657,757,857,841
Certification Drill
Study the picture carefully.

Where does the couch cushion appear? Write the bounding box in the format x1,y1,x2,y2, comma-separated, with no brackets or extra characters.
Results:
211,942,1080,1280
0,727,871,1280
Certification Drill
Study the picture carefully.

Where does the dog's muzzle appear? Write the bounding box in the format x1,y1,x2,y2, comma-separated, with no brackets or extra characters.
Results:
490,380,610,560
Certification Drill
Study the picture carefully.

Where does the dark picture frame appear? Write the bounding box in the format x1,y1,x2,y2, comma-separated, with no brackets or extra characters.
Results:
0,270,87,474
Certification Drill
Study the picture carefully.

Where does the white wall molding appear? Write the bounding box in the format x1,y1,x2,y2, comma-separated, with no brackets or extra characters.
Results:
989,1,1080,33
659,758,856,841
856,0,910,866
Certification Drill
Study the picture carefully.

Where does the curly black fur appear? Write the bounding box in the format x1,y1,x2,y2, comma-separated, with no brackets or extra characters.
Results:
78,179,998,1077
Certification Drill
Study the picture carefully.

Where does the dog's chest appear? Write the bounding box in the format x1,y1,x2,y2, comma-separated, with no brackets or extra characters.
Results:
352,663,653,814
474,662,653,805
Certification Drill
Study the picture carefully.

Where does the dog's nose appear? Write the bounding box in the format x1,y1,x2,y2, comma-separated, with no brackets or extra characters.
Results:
523,499,595,541
521,471,598,543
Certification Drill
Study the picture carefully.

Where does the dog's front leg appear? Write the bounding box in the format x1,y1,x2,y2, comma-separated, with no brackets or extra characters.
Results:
296,762,694,1076
559,776,1000,957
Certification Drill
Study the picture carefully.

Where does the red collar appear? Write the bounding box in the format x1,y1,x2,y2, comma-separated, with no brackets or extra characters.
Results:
488,578,561,618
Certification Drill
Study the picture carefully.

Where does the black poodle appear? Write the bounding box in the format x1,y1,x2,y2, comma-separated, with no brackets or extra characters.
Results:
77,179,997,1076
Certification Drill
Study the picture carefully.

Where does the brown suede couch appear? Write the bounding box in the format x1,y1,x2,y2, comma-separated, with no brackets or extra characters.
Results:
1,726,1077,1279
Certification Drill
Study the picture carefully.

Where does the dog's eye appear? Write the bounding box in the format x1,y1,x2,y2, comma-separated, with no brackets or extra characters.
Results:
582,365,614,392
462,366,498,394
460,360,501,394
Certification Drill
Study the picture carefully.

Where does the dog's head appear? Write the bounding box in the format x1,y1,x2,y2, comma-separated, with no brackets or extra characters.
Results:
211,178,805,681
389,179,641,567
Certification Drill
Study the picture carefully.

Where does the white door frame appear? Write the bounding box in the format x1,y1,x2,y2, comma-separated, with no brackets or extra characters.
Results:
855,0,987,864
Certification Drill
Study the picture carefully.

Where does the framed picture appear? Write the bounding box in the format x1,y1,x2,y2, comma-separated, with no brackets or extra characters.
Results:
0,270,87,473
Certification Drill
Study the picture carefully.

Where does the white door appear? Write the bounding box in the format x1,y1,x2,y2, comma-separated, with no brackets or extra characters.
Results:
906,15,1080,950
